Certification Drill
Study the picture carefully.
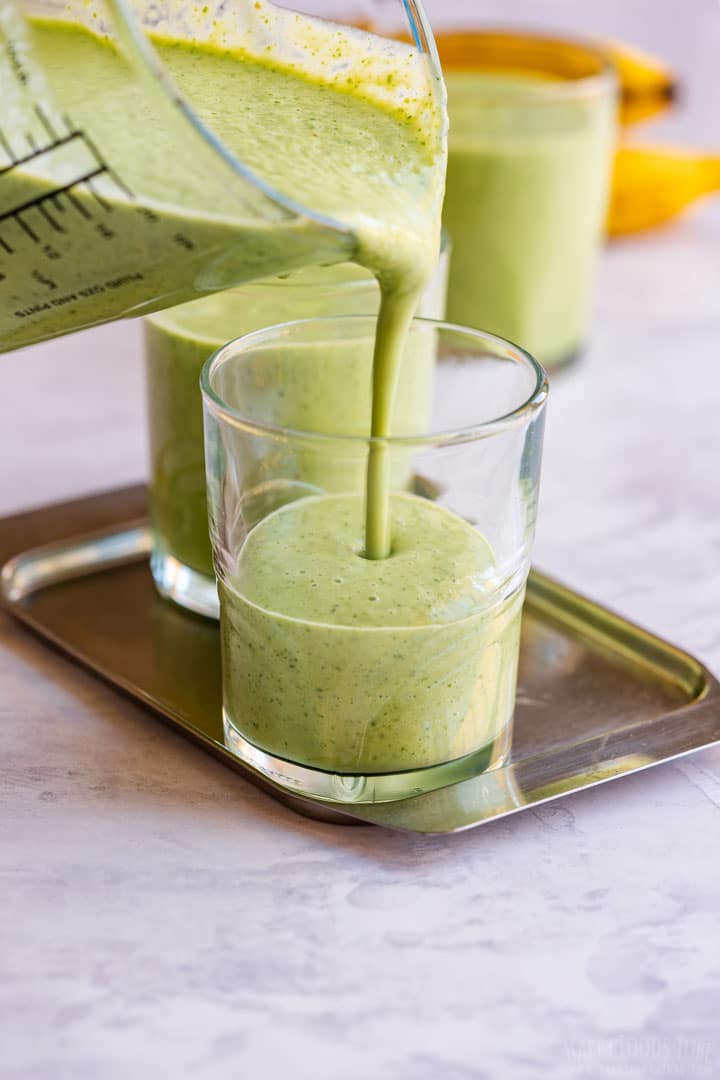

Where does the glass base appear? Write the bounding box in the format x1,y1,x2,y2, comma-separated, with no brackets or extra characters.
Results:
150,549,219,619
223,710,510,805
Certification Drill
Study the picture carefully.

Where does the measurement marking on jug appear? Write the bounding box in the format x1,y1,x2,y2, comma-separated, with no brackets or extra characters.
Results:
0,112,135,241
0,126,16,165
66,191,92,220
16,216,39,243
0,167,108,227
80,128,134,200
38,203,64,233
34,105,58,143
0,110,141,266
86,179,111,213
0,130,85,177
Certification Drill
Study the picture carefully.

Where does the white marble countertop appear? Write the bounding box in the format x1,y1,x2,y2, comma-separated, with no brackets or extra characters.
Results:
2,3,720,1078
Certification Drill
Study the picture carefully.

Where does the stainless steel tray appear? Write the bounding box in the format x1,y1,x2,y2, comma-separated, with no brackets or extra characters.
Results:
2,485,719,833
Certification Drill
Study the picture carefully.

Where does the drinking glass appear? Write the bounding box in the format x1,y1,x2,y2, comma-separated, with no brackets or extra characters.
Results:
440,31,617,368
201,317,548,803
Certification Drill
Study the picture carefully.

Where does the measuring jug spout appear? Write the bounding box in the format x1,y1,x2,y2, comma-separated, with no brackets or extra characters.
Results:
0,0,443,352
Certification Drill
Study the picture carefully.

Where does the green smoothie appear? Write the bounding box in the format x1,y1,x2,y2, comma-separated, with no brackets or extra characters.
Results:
221,493,523,774
443,71,615,366
145,257,447,584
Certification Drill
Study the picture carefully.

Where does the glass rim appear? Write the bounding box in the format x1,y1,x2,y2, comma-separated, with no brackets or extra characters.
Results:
441,28,617,105
200,316,549,448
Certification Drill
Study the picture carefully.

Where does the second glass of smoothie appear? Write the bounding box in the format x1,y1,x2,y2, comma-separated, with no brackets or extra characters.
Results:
441,32,617,369
202,317,548,803
144,249,448,617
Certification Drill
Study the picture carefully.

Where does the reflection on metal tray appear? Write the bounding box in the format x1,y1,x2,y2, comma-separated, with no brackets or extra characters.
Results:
1,485,719,834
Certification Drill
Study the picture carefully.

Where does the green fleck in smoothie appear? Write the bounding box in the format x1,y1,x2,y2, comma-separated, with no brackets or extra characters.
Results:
221,493,523,774
443,71,615,366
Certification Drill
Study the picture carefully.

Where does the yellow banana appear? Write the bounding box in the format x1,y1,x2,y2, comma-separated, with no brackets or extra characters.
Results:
407,29,678,128
601,41,677,125
608,146,720,236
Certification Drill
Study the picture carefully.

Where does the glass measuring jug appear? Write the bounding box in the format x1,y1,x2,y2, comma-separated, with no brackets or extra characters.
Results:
0,0,443,352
